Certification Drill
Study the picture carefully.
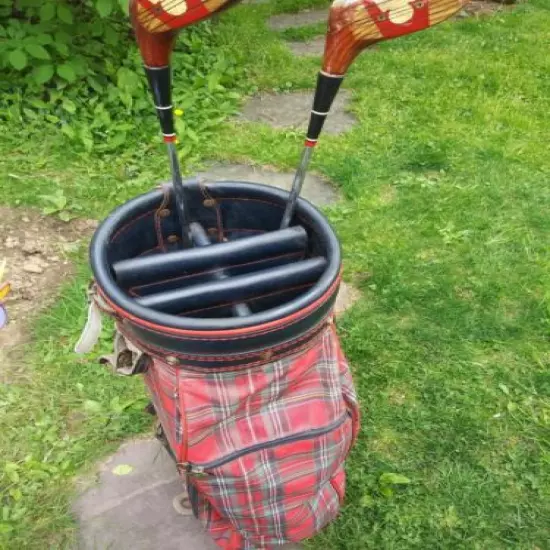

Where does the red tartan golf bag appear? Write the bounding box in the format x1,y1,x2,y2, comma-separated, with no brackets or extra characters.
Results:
85,179,360,549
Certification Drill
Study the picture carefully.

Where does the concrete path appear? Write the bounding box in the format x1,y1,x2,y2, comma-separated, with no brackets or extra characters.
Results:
73,439,305,550
238,91,356,135
199,162,340,206
267,8,327,58
287,37,325,57
73,439,218,550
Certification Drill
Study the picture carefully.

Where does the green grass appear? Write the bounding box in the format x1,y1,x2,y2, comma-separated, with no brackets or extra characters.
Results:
279,22,326,41
1,0,550,548
0,264,153,547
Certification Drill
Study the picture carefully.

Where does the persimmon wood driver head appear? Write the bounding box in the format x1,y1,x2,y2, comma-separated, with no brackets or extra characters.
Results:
130,0,241,65
129,0,241,244
280,0,469,228
323,0,468,75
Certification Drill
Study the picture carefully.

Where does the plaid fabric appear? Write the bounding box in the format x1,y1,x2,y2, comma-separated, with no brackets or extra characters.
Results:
143,322,360,549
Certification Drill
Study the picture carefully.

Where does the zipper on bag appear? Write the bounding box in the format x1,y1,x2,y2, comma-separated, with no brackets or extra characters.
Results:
174,369,189,466
180,412,350,477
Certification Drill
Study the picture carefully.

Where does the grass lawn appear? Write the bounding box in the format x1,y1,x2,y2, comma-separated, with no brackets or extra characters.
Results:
1,0,549,548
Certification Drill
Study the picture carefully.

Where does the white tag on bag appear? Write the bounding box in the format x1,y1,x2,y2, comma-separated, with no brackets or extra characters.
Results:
74,300,103,354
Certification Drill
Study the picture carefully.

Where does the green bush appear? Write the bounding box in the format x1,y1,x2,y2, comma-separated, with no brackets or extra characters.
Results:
0,0,245,153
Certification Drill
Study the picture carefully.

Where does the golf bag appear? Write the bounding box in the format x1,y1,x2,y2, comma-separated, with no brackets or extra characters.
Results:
85,180,360,549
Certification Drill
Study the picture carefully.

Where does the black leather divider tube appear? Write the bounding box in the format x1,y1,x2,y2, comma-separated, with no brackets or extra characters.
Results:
113,225,308,287
306,72,344,142
136,257,327,314
144,66,175,138
189,222,251,317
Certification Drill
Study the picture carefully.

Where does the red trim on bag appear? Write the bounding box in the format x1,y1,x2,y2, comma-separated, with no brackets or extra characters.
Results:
175,369,189,464
99,271,341,340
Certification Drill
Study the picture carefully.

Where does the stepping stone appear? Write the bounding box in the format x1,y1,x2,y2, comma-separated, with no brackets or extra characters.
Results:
287,36,325,57
335,282,362,317
286,39,377,58
198,162,340,206
238,91,356,135
73,438,304,549
268,8,328,31
73,439,217,550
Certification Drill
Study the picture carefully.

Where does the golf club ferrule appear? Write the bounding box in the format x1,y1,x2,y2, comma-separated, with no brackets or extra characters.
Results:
144,65,176,139
306,72,344,142
304,138,318,148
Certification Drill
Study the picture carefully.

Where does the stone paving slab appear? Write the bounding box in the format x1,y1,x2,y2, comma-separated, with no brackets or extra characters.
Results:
73,439,218,550
238,91,356,135
74,438,306,550
287,39,378,58
287,37,326,57
335,282,361,317
198,162,340,206
268,9,328,31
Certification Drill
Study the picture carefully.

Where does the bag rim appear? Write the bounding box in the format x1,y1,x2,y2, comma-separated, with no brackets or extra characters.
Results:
90,181,341,333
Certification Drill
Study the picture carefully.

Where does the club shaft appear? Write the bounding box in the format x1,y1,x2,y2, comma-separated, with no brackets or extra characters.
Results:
166,141,192,247
280,146,314,229
281,72,344,229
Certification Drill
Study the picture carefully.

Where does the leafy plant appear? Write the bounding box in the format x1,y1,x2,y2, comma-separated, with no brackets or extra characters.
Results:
378,472,412,497
40,187,77,221
0,0,247,156
1,0,124,85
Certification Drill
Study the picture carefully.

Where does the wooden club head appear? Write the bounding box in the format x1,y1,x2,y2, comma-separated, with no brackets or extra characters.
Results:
323,0,470,75
130,0,241,66
132,0,241,34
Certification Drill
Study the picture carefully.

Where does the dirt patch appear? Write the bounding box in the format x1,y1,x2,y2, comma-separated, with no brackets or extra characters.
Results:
238,90,357,135
0,206,96,381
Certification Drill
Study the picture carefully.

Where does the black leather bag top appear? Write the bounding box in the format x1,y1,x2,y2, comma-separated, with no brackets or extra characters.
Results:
90,180,341,368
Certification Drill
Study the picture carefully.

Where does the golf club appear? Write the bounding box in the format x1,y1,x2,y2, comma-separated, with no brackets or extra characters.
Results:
280,0,469,228
130,0,242,245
